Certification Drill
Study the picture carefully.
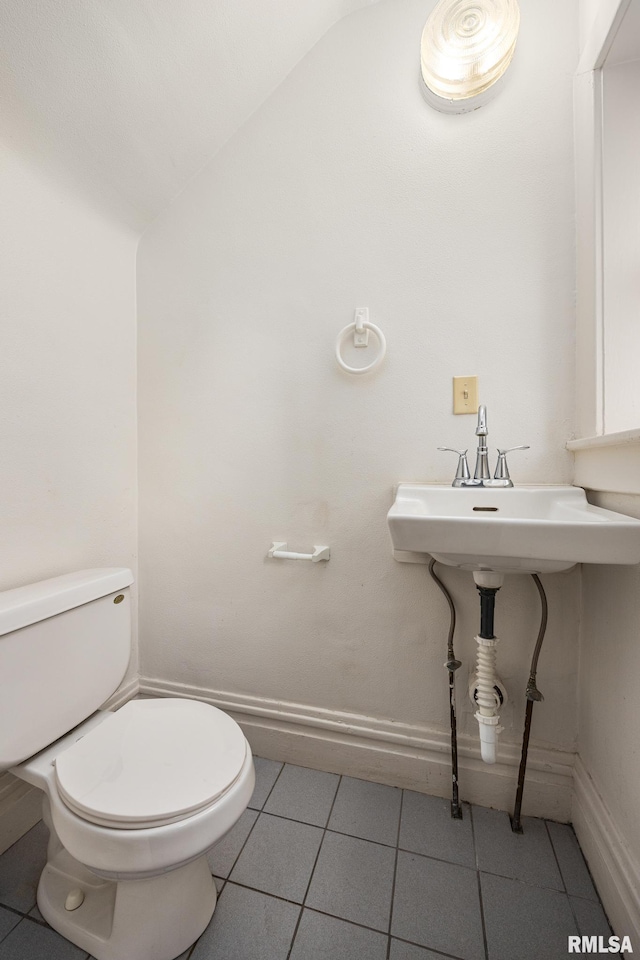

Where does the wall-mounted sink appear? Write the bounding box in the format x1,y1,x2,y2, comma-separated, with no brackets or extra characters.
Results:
387,484,640,574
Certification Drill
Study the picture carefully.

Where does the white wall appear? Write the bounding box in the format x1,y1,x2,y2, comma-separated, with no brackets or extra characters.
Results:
138,0,580,816
574,493,640,943
0,0,377,227
0,141,138,661
602,57,640,433
579,495,640,856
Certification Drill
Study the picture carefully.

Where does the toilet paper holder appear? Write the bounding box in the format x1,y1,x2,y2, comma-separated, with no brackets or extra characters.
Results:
268,542,331,562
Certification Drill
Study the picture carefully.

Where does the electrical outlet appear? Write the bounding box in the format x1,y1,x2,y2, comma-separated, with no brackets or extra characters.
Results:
453,376,478,415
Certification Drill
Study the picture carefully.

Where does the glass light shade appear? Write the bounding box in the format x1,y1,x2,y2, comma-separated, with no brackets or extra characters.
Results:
421,0,520,109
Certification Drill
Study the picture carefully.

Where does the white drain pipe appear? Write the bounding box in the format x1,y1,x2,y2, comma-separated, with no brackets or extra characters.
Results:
472,571,504,765
474,634,503,764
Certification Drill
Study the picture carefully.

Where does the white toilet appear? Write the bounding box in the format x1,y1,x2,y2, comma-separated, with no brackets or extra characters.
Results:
0,567,255,960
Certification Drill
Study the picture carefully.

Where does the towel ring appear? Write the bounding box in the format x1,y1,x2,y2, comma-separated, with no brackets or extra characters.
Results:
335,318,387,375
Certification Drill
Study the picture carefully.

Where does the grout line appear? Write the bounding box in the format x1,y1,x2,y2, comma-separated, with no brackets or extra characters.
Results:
390,935,468,960
284,774,342,960
386,787,404,960
470,805,490,960
303,904,390,940
556,821,606,907
216,760,288,884
223,878,392,939
566,822,605,907
470,802,479,871
0,903,30,920
243,805,399,848
544,819,568,894
218,808,261,882
257,760,287,811
476,871,490,960
548,819,590,939
22,914,47,927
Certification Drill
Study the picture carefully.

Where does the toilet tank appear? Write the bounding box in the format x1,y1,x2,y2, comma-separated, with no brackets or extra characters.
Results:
0,568,134,771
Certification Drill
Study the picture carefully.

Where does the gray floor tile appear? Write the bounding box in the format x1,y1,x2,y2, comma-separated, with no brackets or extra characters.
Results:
27,906,44,924
108,953,189,960
206,808,258,877
290,909,388,960
264,764,339,827
0,918,87,959
249,757,284,810
328,777,401,846
0,909,20,945
0,821,48,912
570,895,612,938
390,940,454,960
547,822,598,901
191,882,299,960
392,851,484,960
472,805,563,890
481,872,578,960
306,832,396,933
130,949,203,960
214,876,225,893
229,813,323,903
400,792,474,868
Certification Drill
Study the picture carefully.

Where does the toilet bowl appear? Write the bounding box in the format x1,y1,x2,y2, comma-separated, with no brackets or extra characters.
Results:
1,569,256,960
13,699,255,960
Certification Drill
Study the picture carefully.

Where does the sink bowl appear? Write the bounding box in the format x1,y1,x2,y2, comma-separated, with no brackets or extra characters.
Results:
387,484,640,574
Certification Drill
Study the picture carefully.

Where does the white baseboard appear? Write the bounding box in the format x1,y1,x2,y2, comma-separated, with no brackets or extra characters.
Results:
572,756,640,945
140,677,574,821
101,676,140,711
0,677,140,855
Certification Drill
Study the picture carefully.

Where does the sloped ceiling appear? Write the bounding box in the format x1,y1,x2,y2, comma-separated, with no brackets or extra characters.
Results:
0,0,375,228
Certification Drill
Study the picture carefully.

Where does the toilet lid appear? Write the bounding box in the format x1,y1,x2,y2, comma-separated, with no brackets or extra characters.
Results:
54,699,247,829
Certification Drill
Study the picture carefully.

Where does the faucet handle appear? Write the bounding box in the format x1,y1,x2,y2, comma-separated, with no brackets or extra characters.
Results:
438,447,471,484
494,446,530,480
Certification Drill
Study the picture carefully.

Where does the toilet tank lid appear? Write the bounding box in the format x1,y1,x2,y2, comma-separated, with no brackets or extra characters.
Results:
0,568,134,637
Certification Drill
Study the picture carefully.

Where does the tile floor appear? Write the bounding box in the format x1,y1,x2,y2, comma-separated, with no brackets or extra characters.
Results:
0,757,612,960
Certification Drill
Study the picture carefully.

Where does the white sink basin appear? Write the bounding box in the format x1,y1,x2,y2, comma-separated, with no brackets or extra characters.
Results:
387,484,640,574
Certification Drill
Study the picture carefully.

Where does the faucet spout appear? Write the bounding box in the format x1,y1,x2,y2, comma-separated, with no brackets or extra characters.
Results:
473,405,491,480
476,404,488,437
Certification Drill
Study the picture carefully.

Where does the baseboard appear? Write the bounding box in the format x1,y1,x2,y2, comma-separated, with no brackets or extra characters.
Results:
572,756,640,945
140,677,574,821
0,677,140,855
101,676,140,711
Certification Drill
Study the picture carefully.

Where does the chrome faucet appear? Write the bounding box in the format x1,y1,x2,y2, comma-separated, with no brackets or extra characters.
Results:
474,404,491,482
439,406,529,488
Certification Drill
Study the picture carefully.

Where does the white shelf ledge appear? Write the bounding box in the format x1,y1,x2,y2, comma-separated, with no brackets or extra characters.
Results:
567,428,640,451
568,429,640,495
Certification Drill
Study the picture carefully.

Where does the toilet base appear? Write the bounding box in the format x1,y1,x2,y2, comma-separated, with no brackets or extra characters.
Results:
37,846,216,960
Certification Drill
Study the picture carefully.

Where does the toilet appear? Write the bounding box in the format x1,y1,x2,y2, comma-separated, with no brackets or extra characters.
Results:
0,568,255,960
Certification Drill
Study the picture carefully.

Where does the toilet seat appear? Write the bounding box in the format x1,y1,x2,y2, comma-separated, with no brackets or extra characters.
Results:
54,698,247,829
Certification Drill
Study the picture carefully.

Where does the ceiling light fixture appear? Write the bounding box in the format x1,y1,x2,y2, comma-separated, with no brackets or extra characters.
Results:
420,0,520,113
